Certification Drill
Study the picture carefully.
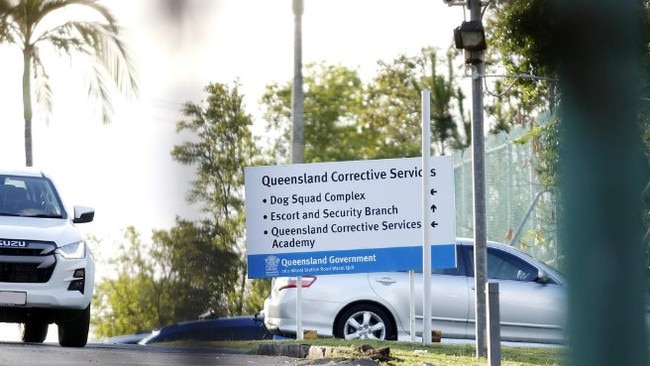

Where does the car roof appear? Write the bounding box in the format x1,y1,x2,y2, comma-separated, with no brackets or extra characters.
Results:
0,167,46,178
140,314,268,344
103,331,153,344
457,237,566,285
165,314,264,330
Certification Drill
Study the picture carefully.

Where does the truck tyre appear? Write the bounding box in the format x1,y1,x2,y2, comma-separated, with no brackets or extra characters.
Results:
58,305,90,347
22,321,48,343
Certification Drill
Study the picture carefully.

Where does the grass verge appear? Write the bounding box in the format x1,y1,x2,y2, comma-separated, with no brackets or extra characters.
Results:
205,338,566,366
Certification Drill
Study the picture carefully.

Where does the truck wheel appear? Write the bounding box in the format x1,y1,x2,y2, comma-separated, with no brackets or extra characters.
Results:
22,321,48,343
58,305,90,347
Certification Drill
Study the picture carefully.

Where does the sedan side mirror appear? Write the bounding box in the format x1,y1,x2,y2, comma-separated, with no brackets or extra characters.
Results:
535,269,550,284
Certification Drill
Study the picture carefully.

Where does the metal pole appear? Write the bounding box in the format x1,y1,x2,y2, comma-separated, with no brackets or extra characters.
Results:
291,0,304,164
486,282,501,366
409,271,416,342
291,0,305,341
422,90,432,345
468,0,487,357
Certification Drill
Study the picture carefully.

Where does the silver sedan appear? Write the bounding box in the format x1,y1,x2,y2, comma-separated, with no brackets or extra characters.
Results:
263,238,566,343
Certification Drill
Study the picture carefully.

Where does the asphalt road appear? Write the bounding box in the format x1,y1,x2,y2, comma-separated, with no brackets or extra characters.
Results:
0,342,301,366
0,338,562,365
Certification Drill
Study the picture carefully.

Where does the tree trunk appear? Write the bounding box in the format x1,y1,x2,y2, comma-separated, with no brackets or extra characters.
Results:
22,46,33,167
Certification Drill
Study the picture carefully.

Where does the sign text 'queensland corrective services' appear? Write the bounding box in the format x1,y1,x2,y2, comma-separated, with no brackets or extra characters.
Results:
244,156,456,278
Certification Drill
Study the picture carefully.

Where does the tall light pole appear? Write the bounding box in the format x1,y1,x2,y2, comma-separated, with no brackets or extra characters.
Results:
452,0,487,357
469,9,487,356
291,0,304,165
291,0,305,341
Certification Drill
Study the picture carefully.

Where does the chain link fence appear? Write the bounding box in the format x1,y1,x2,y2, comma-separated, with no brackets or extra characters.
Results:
452,122,563,270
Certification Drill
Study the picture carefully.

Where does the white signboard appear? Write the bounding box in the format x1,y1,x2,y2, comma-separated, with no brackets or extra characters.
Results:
245,156,456,278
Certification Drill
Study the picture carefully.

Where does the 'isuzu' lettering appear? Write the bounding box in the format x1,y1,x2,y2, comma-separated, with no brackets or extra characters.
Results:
0,239,27,247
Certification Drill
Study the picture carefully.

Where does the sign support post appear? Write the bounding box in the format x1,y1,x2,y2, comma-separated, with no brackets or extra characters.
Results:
421,91,432,345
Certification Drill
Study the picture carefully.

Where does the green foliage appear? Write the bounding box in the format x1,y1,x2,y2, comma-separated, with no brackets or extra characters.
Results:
262,48,477,163
171,81,261,314
262,62,367,163
236,278,271,315
92,227,169,337
488,0,556,114
361,47,472,158
409,48,469,155
640,102,650,290
93,274,158,337
94,82,265,335
173,82,257,223
492,0,650,286
485,79,518,134
361,53,425,159
515,113,560,190
151,219,241,317
92,221,245,338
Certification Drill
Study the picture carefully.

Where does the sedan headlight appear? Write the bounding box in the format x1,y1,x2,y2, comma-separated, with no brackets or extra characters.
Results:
56,241,87,259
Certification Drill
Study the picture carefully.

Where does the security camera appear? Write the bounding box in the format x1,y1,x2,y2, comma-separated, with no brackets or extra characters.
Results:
444,0,489,6
443,0,466,6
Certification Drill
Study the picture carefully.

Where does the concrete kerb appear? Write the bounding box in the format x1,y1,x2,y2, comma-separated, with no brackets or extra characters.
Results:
257,343,386,365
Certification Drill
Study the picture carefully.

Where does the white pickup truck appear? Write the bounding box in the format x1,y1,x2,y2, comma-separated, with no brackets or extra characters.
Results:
0,168,95,347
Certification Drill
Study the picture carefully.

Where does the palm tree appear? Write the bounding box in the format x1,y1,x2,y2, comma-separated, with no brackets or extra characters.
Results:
0,0,137,166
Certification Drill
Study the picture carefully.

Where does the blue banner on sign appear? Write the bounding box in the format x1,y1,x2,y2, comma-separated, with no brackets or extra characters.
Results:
247,244,456,278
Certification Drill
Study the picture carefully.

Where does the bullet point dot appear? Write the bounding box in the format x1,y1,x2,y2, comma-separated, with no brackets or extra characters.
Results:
264,230,268,235
263,215,268,219
262,199,267,203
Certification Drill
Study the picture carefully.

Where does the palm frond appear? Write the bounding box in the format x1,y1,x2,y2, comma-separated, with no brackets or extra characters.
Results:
0,0,15,43
22,0,138,100
38,19,137,95
90,61,113,124
31,46,53,122
39,0,137,87
0,0,139,165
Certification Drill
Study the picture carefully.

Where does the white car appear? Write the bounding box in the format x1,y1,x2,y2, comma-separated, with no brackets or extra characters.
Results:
264,238,566,344
0,168,95,347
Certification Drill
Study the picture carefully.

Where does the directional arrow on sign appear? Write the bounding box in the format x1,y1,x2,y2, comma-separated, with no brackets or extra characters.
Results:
430,204,437,213
430,188,438,196
431,221,438,228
